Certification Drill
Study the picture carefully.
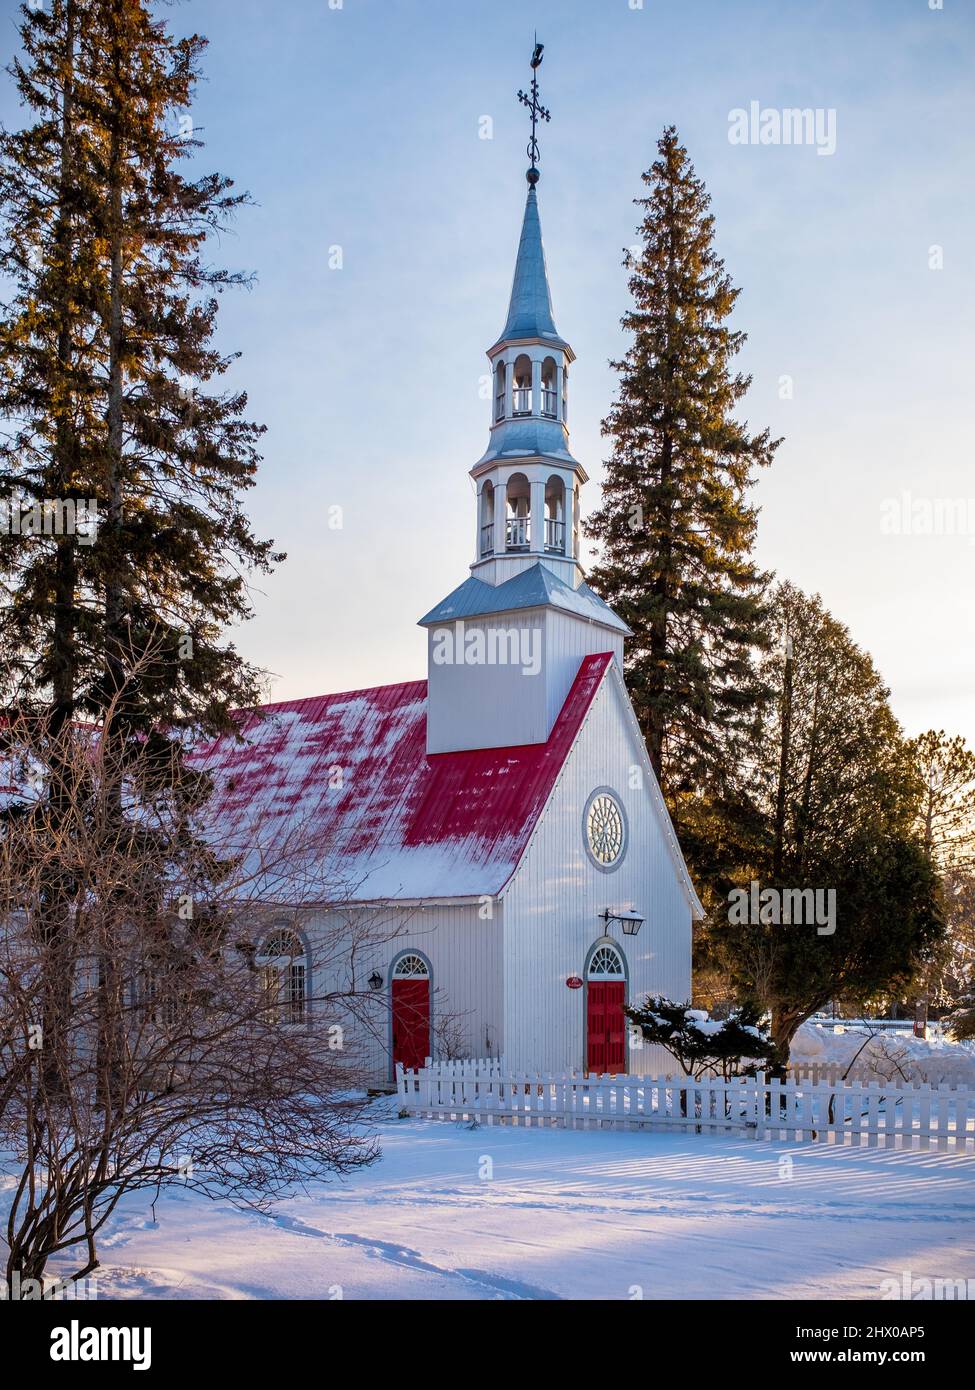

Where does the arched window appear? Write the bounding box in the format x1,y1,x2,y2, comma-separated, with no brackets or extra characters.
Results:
588,942,625,979
392,953,430,979
136,961,178,1028
545,475,565,553
561,363,569,423
541,357,558,417
505,473,530,550
479,481,495,557
256,928,306,1025
512,354,533,416
494,361,506,422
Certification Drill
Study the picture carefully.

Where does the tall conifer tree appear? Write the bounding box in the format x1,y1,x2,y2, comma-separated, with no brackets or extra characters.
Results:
0,0,280,1089
0,0,280,740
0,0,98,732
587,128,778,851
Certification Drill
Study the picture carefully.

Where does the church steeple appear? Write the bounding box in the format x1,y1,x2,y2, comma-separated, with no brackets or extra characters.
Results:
417,42,628,757
470,41,585,591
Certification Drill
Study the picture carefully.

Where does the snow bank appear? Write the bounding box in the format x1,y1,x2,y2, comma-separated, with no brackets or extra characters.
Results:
791,1022,975,1086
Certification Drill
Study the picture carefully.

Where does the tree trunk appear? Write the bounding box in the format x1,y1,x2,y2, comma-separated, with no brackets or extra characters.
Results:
769,1006,808,1076
38,0,79,1100
647,427,673,784
103,6,127,730
646,178,678,787
772,630,793,879
96,12,128,1112
795,674,822,877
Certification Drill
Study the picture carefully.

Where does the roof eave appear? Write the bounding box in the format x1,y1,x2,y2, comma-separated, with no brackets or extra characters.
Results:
418,599,628,634
487,332,575,362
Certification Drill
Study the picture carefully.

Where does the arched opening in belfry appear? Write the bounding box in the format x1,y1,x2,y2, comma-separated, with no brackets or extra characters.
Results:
541,357,558,418
479,481,495,557
561,363,569,422
505,473,530,550
512,355,533,416
494,360,506,422
545,475,566,553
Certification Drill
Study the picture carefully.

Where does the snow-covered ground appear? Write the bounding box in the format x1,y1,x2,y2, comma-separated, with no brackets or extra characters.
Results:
22,1101,975,1301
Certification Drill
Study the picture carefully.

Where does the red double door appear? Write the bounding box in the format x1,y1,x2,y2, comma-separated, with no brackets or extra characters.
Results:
587,981,626,1074
392,978,430,1072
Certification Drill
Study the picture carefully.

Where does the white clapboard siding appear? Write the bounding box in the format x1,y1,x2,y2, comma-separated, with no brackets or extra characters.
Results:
426,610,624,755
306,902,503,1086
396,1062,975,1152
542,611,625,734
500,670,693,1076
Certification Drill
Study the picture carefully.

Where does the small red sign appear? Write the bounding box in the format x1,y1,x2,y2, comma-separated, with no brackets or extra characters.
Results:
566,975,583,990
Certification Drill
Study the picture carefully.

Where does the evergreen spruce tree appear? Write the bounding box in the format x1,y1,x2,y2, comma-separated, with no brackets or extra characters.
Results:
0,0,99,732
587,127,778,875
0,0,279,1091
0,0,105,1087
0,0,280,742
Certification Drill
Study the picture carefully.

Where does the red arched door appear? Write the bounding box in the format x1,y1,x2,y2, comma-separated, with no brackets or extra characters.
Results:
391,954,430,1071
586,943,626,1074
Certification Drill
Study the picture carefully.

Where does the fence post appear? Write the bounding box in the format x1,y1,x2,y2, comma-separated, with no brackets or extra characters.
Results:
754,1072,766,1141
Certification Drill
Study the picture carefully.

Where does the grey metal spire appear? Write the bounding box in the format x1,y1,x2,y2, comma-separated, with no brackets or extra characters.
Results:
491,40,567,353
491,185,568,351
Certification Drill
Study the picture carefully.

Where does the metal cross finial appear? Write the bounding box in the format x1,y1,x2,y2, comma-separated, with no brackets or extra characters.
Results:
517,37,550,186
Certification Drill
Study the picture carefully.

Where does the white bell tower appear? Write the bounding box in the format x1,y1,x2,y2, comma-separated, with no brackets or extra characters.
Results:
419,44,629,756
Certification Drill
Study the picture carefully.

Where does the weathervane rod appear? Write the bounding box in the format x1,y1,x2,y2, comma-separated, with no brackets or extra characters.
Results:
517,34,550,186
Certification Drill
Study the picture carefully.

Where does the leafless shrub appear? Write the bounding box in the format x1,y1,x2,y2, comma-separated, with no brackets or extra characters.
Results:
0,671,404,1292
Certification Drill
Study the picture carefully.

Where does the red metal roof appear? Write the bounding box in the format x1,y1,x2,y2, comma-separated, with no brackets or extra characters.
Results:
190,652,613,902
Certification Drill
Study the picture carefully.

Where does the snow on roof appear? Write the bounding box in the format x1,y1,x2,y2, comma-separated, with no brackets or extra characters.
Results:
189,653,615,905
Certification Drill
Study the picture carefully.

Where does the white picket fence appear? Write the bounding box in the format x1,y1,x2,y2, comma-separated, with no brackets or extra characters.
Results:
396,1060,975,1151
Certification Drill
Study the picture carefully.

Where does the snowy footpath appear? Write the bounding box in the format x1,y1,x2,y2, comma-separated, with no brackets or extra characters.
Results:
28,1104,975,1301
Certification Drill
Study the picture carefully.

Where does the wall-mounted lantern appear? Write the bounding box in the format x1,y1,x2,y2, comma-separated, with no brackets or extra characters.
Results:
599,907,644,937
368,971,384,991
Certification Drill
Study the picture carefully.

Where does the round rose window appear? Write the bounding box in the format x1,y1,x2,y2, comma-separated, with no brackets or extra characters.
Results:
584,790,626,869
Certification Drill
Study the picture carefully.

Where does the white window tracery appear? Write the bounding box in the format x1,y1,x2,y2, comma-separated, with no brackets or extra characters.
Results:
588,944,625,979
392,953,430,980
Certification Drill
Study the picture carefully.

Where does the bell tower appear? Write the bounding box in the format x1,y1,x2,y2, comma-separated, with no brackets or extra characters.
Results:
419,42,628,756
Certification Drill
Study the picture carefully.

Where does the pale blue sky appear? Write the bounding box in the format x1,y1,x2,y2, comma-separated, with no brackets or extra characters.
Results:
2,0,973,744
